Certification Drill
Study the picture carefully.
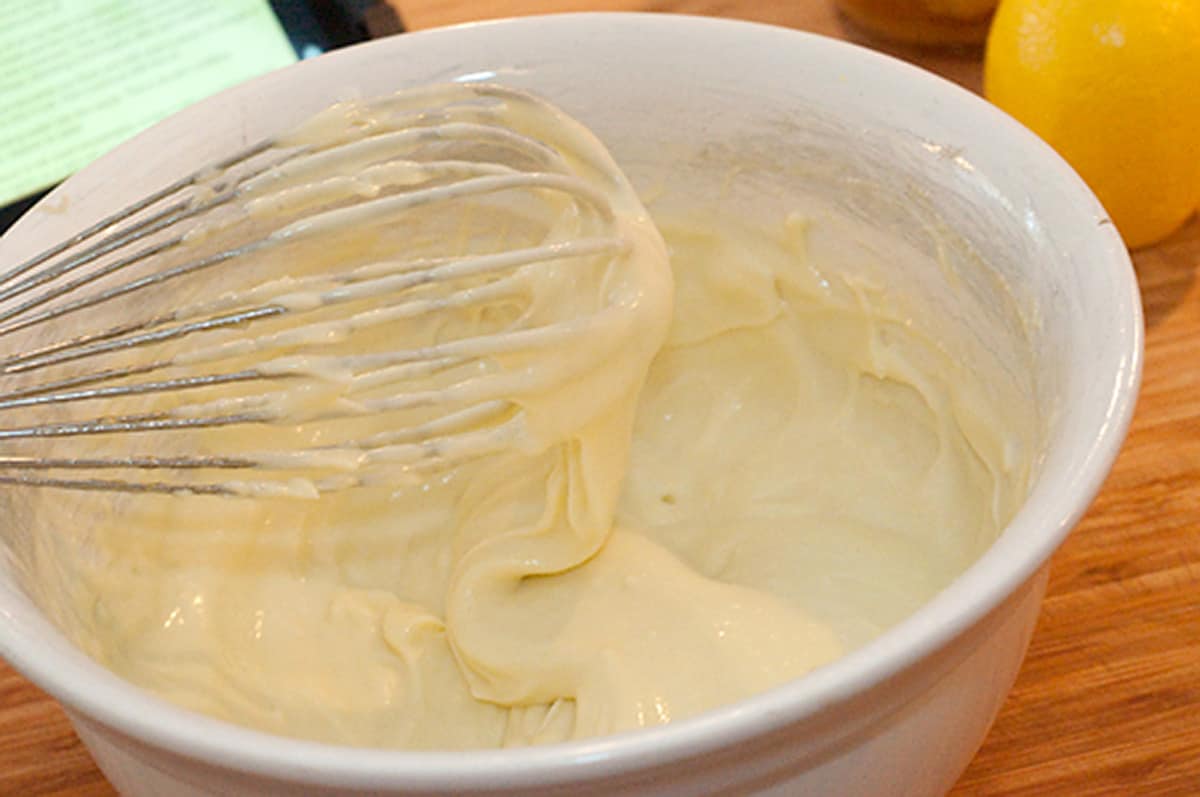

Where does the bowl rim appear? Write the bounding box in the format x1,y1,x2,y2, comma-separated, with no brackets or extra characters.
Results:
0,11,1142,789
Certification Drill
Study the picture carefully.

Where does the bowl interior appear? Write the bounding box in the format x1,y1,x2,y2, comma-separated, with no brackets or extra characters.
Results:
0,12,1139,787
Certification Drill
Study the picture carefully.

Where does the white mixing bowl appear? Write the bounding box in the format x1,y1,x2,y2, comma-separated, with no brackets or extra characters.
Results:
0,13,1141,796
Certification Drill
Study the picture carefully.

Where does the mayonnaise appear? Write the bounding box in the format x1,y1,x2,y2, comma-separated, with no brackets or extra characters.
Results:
16,87,1025,751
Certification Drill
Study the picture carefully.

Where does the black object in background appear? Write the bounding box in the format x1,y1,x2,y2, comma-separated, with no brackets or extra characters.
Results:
271,0,403,56
0,189,49,238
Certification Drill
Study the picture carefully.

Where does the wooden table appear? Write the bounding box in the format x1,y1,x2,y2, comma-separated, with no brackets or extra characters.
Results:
3,2,1198,794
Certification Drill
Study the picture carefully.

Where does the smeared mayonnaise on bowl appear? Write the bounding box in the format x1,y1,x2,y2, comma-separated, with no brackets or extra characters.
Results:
13,89,1027,751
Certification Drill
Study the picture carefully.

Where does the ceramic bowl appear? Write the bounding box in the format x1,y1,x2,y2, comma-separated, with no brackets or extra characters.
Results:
0,13,1141,796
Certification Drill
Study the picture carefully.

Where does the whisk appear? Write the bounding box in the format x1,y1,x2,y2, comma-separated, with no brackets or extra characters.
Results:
0,84,672,498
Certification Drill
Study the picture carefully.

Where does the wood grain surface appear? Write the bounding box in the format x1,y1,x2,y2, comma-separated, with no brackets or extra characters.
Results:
3,1,1198,794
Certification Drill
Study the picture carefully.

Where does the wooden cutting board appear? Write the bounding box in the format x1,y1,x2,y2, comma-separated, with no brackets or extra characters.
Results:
3,2,1198,794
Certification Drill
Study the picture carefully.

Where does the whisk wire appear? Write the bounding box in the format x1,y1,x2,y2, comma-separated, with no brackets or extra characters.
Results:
0,140,277,291
0,84,651,497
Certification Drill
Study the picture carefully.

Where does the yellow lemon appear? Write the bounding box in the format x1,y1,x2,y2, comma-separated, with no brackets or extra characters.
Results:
984,0,1200,248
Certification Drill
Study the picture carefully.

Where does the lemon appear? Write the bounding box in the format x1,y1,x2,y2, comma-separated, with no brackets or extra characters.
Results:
984,0,1200,248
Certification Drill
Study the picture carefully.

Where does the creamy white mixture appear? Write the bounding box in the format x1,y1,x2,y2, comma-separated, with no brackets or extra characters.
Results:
13,87,1026,750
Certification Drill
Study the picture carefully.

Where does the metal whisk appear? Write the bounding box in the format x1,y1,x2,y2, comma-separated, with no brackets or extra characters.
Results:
0,84,670,498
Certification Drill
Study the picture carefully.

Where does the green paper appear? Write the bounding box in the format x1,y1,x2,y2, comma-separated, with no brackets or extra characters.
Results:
0,0,297,206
